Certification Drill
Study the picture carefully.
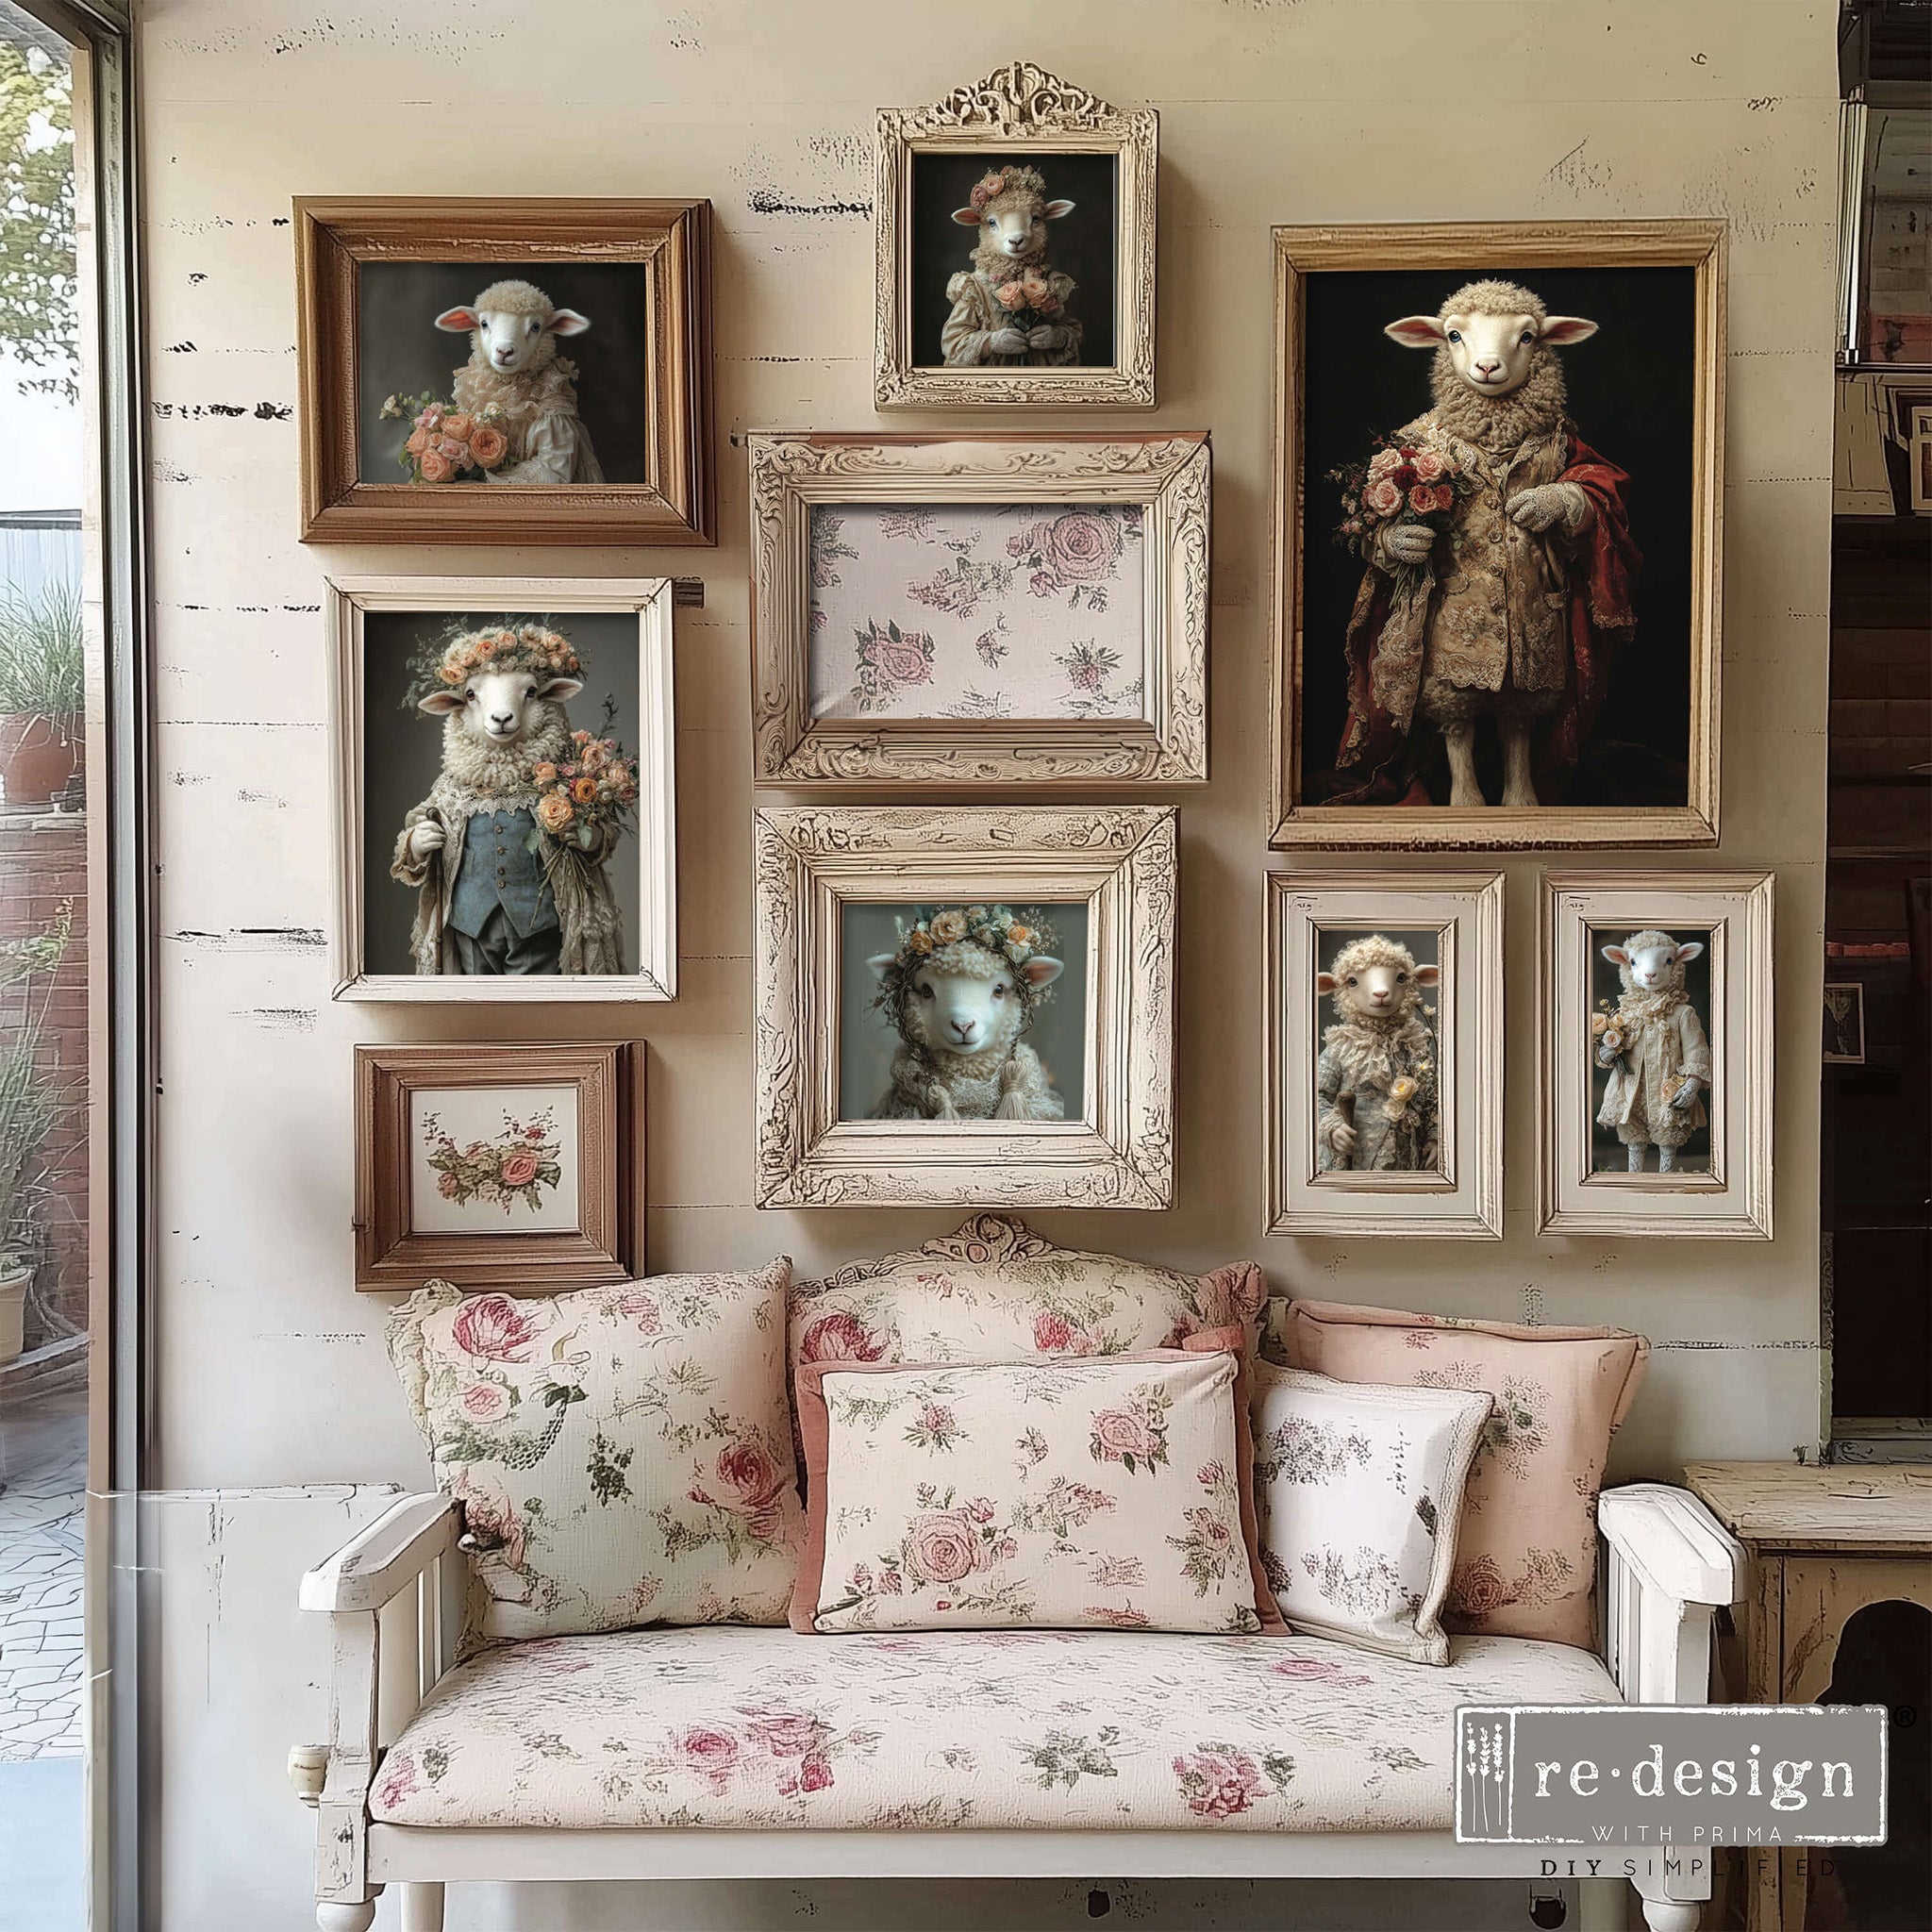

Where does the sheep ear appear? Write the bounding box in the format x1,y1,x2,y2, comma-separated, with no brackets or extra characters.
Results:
1316,972,1340,995
537,676,583,702
1601,945,1631,968
1020,955,1063,989
1672,941,1705,965
434,307,480,333
1413,965,1441,988
1385,315,1447,349
547,308,591,337
1043,199,1074,220
867,952,899,981
1540,315,1598,346
951,206,984,226
418,690,465,715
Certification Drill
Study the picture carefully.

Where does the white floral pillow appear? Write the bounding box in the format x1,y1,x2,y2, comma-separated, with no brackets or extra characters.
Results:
791,1213,1265,1371
791,1340,1284,1637
385,1266,804,1642
1251,1361,1491,1666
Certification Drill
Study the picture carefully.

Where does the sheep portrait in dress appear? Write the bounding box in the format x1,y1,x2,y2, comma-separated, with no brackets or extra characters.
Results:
1330,278,1641,810
1314,935,1441,1173
391,625,625,977
941,166,1083,369
434,280,604,485
1592,928,1710,1174
867,907,1065,1121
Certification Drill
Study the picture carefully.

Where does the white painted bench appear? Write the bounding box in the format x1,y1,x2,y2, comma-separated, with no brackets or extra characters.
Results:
291,1481,1745,1932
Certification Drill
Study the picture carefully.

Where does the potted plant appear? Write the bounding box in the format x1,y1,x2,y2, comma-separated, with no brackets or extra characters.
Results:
0,578,84,808
0,907,75,1361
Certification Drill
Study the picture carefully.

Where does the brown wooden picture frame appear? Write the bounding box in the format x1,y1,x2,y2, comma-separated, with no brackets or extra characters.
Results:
296,196,714,545
354,1041,646,1292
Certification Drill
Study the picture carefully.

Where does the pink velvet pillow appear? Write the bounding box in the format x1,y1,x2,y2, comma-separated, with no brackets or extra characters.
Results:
1280,1300,1648,1650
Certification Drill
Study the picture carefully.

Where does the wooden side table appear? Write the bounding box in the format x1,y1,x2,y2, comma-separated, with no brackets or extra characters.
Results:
1683,1461,1932,1932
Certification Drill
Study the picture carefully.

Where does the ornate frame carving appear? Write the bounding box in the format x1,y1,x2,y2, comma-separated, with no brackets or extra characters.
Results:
295,197,714,544
1268,221,1726,849
1265,870,1505,1239
750,431,1209,787
874,63,1158,408
1538,871,1774,1240
753,806,1176,1208
326,575,677,1003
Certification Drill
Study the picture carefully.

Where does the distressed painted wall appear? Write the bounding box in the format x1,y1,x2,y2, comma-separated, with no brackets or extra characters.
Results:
140,1,1840,1924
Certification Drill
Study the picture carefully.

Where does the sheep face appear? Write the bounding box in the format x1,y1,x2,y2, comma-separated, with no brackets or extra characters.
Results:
871,945,1062,1056
1602,931,1703,995
952,193,1073,261
1318,948,1440,1019
1385,303,1596,399
436,281,590,376
419,665,583,745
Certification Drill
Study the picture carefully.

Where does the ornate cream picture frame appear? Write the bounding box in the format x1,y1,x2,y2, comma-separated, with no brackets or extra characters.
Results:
753,805,1176,1208
874,61,1158,408
1266,870,1504,1239
327,575,676,1004
1539,871,1774,1240
750,431,1208,787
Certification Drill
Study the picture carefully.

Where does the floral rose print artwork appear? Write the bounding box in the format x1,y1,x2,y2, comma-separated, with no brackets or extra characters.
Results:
808,503,1147,723
408,1084,581,1236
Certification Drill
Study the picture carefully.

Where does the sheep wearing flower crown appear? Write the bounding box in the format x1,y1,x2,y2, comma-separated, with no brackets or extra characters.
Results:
868,907,1065,1121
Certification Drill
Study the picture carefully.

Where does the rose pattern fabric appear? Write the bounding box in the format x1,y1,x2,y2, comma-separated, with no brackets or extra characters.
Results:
385,1265,805,1643
1276,1302,1648,1650
790,1215,1266,1378
368,1624,1621,1832
791,1349,1279,1636
806,504,1145,723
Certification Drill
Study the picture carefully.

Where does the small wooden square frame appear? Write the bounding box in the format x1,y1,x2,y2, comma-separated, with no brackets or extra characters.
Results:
354,1041,645,1292
1823,981,1867,1066
295,196,714,544
754,805,1176,1208
1539,871,1774,1240
874,62,1157,408
1266,870,1504,1238
327,574,677,1003
750,431,1209,787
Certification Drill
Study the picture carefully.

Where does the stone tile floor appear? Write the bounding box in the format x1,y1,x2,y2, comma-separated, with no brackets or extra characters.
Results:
0,1385,86,1760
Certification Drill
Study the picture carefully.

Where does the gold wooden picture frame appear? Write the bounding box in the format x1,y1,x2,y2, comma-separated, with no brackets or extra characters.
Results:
354,1041,645,1292
1269,221,1726,850
327,575,677,1004
1265,870,1504,1239
874,62,1157,408
1539,871,1774,1240
753,805,1176,1208
749,431,1208,787
295,196,713,544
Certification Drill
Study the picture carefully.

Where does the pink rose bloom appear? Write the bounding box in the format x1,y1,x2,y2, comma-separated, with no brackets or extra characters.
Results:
1274,1656,1372,1686
437,436,468,463
906,1510,979,1586
418,451,454,484
436,1171,458,1200
742,1710,827,1758
450,1293,541,1362
1033,1310,1074,1352
799,1311,885,1365
616,1289,660,1336
1424,481,1457,513
417,405,443,430
458,1381,510,1424
994,280,1029,311
1176,1746,1263,1820
1028,569,1059,598
1407,483,1441,515
498,1149,540,1189
373,1755,418,1810
1367,447,1403,481
676,1726,741,1792
1362,476,1404,518
861,627,933,688
798,1756,834,1793
1041,510,1124,584
716,1440,784,1508
878,1567,904,1594
1092,1408,1154,1461
1410,449,1447,483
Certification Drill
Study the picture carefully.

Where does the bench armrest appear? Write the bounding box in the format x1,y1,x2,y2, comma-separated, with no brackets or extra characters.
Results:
1598,1482,1746,1609
298,1491,459,1614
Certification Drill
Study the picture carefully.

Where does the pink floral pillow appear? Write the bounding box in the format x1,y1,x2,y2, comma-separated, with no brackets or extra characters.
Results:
1279,1300,1649,1650
385,1266,804,1641
791,1214,1266,1373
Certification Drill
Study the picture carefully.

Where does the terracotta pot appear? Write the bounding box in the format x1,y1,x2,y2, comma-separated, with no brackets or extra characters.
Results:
0,1256,27,1363
0,713,80,808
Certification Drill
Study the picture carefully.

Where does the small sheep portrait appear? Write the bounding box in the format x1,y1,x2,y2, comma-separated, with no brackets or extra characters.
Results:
1591,928,1711,1174
1314,934,1441,1174
941,165,1084,370
390,622,629,977
863,907,1067,1122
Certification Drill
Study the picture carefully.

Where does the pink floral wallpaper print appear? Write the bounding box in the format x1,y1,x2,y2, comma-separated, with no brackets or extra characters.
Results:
808,503,1147,722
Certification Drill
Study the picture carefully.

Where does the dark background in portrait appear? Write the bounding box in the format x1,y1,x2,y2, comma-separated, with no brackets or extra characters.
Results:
910,152,1118,369
356,261,655,484
839,901,1091,1122
360,609,641,977
1297,264,1697,807
1587,924,1714,1171
1314,925,1444,1173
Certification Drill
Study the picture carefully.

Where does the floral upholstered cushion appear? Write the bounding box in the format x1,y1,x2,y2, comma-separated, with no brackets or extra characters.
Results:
1249,1361,1491,1666
385,1267,803,1641
368,1624,1621,1832
790,1213,1266,1371
791,1334,1283,1636
1278,1300,1649,1650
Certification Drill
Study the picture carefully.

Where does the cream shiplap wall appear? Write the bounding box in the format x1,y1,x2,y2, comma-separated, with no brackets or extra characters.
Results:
142,0,1837,1921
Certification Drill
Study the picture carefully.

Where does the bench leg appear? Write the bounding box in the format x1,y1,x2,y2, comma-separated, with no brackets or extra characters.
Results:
316,1907,376,1932
1576,1877,1625,1931
1639,1902,1701,1932
402,1882,446,1932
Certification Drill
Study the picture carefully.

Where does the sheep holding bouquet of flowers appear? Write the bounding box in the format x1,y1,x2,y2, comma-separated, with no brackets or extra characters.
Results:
391,623,633,977
941,166,1083,369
